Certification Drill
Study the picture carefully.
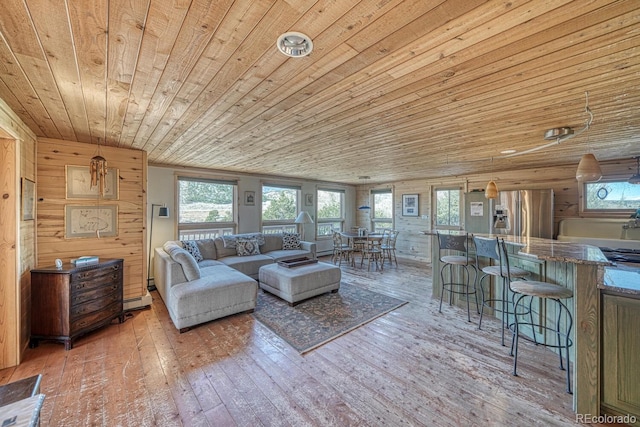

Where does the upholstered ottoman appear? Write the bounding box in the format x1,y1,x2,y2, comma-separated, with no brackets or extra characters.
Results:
258,262,341,305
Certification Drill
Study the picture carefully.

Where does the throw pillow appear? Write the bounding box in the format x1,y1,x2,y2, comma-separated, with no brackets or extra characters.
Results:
181,240,203,262
236,238,261,256
223,232,266,248
282,232,301,250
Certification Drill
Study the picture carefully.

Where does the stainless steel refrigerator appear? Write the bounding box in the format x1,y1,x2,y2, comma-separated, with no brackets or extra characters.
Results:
464,189,554,238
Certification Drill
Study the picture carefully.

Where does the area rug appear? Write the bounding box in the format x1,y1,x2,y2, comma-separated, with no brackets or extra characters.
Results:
252,282,407,354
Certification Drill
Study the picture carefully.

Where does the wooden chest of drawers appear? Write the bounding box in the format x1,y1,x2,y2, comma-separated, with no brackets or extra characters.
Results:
30,258,124,350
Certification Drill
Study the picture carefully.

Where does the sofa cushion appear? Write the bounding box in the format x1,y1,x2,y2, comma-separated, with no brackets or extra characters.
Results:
214,237,237,258
282,232,301,250
219,254,274,278
261,234,284,252
195,239,217,260
181,240,203,262
198,259,225,268
168,265,257,329
164,242,201,281
236,238,261,256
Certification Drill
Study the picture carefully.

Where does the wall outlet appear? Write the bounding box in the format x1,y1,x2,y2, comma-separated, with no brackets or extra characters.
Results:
421,214,429,220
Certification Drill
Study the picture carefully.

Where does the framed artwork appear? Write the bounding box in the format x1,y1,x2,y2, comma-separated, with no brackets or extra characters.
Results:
402,194,419,216
244,191,255,206
65,205,118,238
304,193,313,206
66,165,119,199
21,178,35,220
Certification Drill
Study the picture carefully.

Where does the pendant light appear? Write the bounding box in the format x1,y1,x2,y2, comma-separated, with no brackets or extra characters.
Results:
576,153,602,182
485,157,498,199
485,180,498,199
358,176,371,210
575,92,602,182
629,156,640,184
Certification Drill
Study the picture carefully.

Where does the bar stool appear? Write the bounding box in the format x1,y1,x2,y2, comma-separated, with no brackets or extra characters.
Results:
504,241,574,394
437,232,478,322
473,236,530,346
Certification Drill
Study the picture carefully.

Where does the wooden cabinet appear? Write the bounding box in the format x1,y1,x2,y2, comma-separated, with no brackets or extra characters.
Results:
30,259,124,350
601,293,640,425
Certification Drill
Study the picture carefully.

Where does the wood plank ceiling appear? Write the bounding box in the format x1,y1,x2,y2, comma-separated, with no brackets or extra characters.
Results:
0,0,638,184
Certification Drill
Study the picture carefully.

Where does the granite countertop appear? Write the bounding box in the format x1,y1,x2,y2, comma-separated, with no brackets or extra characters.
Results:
421,230,611,266
602,263,640,295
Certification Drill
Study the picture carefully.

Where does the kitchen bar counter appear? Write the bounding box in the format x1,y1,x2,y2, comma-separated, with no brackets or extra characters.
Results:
423,230,616,417
423,229,611,265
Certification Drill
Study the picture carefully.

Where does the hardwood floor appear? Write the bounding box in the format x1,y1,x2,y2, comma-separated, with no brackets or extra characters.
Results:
1,257,603,426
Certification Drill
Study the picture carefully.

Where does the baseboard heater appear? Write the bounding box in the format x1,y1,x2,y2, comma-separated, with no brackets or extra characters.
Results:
123,291,153,311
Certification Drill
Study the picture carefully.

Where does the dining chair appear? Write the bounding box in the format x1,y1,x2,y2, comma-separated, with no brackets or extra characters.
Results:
332,231,355,267
360,234,384,271
381,230,399,267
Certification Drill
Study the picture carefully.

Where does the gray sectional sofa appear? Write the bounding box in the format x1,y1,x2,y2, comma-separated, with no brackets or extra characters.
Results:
154,233,316,331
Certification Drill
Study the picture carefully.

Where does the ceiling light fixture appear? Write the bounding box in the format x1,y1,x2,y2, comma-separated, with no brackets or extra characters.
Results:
498,91,592,160
485,157,498,199
276,32,313,57
575,92,601,182
629,156,640,185
358,176,371,210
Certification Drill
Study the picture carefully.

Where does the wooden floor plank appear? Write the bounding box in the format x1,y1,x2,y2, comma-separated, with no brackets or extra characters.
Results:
0,256,607,426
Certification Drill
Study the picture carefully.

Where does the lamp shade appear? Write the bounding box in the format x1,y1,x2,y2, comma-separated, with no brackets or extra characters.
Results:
158,206,170,218
294,211,313,224
576,153,602,182
485,180,498,199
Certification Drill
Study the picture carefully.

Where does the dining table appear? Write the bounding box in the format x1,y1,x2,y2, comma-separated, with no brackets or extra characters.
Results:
339,231,384,243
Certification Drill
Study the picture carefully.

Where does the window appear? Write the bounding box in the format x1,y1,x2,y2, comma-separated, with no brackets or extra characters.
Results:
262,184,300,234
583,180,640,213
435,188,461,228
177,176,237,239
372,189,393,232
317,189,345,237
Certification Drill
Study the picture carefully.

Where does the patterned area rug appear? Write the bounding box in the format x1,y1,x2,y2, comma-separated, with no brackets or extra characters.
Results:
253,282,407,354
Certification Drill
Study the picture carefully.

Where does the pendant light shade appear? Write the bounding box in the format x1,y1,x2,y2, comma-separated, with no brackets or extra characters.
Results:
358,175,371,210
485,180,498,199
576,153,602,182
629,156,640,184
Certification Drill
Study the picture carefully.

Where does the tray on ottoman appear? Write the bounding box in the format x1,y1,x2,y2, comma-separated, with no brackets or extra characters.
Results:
277,257,318,268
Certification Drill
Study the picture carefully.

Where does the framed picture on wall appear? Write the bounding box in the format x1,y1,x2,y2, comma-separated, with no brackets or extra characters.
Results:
304,193,313,206
65,165,119,199
244,191,255,206
21,178,35,220
402,194,419,216
65,205,118,238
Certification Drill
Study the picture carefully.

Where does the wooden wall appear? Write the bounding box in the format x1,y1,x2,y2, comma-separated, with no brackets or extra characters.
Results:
37,138,147,301
360,157,638,264
0,96,37,369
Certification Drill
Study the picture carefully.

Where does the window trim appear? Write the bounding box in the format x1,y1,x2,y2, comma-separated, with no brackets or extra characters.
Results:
316,188,346,238
261,183,301,233
371,188,393,232
434,187,462,230
580,179,640,217
176,175,238,239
